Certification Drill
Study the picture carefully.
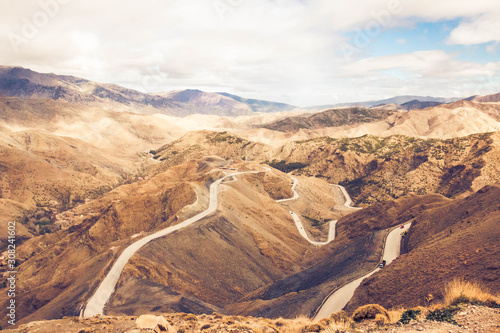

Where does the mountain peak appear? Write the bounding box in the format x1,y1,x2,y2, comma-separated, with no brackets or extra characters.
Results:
0,67,299,117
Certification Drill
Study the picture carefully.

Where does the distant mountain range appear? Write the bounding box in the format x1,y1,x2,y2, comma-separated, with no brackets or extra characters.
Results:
0,66,299,117
309,95,462,110
1,66,497,119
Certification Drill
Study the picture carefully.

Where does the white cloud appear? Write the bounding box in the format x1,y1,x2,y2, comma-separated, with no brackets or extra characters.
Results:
0,0,499,106
342,50,499,78
447,13,500,45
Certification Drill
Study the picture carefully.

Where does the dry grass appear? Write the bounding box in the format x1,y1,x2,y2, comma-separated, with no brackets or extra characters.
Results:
286,315,315,333
241,315,313,333
329,310,351,324
374,313,388,326
352,304,389,322
387,308,404,324
322,310,355,333
443,278,499,307
323,320,354,333
303,323,324,332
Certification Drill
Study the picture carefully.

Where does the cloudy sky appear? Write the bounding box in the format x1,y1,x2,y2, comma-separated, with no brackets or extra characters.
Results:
1,0,499,106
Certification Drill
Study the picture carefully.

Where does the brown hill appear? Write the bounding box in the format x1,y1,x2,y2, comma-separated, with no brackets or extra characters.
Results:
345,184,500,312
288,132,500,204
0,129,138,251
0,158,222,327
0,95,185,153
236,99,500,144
472,92,500,103
0,96,188,251
152,130,500,206
225,193,450,319
258,108,394,133
151,130,271,166
105,168,359,317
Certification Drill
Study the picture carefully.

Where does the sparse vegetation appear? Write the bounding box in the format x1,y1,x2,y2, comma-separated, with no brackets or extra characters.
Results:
268,160,308,173
397,308,421,325
262,107,393,133
209,131,244,144
324,311,355,332
352,304,389,322
301,215,322,227
374,313,388,326
443,278,499,308
426,306,459,324
303,323,323,332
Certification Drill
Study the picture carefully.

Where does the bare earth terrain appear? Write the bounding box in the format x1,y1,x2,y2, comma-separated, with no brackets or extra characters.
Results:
0,71,499,331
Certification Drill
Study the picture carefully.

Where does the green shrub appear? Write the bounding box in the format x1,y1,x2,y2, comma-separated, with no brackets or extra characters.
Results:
426,307,458,325
268,160,307,173
398,309,421,325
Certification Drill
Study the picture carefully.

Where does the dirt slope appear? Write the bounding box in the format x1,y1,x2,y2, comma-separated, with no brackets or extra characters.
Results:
259,108,394,133
0,158,220,327
105,169,334,316
234,99,500,144
152,130,500,206
345,184,500,312
0,95,185,153
225,193,450,319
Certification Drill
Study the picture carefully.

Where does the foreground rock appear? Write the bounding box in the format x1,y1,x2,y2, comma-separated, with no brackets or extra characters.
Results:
2,304,499,332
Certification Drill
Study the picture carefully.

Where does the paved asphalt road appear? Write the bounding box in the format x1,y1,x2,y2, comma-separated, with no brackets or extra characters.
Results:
313,223,412,321
83,167,268,317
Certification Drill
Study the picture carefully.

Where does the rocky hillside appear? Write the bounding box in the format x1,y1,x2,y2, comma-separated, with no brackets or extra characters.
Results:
287,132,500,204
0,158,224,327
0,95,188,252
3,284,498,332
151,130,500,205
242,96,500,145
345,183,500,313
258,107,394,133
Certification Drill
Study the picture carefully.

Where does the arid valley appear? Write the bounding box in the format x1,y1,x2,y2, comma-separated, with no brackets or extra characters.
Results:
1,1,500,332
0,65,498,332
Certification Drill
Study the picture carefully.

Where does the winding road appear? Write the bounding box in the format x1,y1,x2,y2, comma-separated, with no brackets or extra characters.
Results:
277,177,358,246
313,222,412,321
331,184,362,210
276,177,411,321
83,167,269,317
289,211,337,246
276,176,300,203
84,167,411,320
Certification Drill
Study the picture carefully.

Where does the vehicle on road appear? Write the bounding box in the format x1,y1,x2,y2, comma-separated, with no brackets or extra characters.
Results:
379,260,387,268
